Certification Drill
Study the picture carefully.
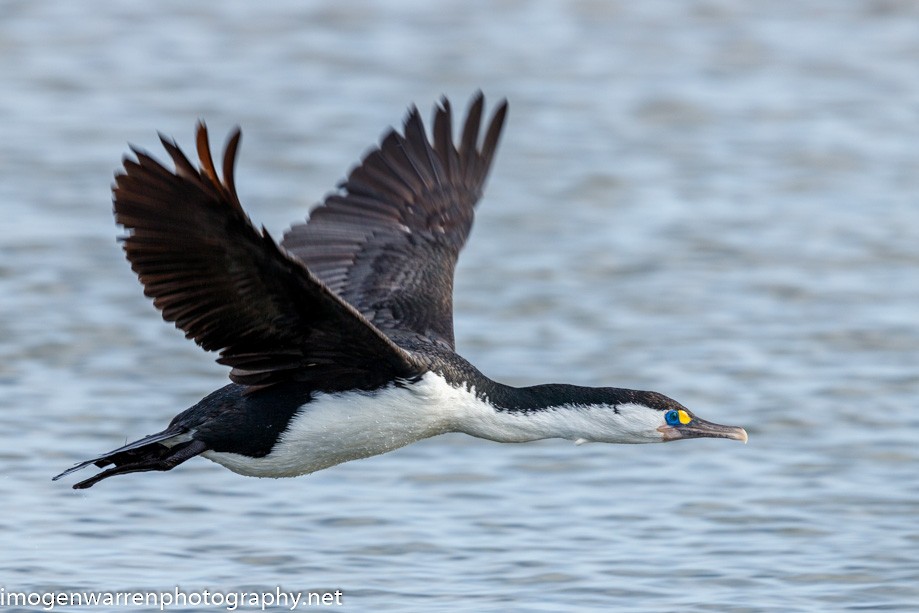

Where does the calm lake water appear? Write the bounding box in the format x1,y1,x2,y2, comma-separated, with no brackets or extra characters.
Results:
2,1,918,611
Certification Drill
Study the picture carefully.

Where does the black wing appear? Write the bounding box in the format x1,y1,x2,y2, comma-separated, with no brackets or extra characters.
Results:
113,123,422,390
281,93,508,350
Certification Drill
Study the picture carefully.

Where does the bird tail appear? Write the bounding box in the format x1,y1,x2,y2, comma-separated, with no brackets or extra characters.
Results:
53,427,207,489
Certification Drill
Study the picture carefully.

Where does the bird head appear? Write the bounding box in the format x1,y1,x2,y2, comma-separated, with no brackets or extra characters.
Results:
599,390,748,444
563,389,747,445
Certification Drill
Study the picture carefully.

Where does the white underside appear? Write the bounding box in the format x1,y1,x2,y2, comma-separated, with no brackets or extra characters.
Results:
202,372,479,477
201,372,663,478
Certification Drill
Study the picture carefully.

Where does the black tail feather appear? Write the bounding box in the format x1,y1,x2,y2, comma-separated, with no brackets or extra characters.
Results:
54,427,185,480
70,440,208,489
54,428,208,489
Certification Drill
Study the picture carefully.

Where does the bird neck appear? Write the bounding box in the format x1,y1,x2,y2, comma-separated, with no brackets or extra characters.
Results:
435,376,663,445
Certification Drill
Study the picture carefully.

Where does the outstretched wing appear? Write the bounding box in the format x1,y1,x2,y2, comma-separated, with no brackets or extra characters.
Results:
113,124,422,390
281,93,508,350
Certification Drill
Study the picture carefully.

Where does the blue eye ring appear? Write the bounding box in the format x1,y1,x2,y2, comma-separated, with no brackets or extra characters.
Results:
665,410,681,426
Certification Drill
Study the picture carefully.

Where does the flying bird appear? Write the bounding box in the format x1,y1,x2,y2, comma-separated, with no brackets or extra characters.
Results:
55,93,747,490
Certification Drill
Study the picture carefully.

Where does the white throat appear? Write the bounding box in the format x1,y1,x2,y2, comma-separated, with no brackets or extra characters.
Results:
456,396,664,445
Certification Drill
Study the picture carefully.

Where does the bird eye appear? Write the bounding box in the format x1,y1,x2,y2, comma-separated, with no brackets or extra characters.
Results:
665,410,680,426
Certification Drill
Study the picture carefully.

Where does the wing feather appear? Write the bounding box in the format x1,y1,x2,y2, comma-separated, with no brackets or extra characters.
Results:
281,92,508,349
113,125,422,390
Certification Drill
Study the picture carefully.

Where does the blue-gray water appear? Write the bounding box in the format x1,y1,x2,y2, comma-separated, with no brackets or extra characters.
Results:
3,1,918,611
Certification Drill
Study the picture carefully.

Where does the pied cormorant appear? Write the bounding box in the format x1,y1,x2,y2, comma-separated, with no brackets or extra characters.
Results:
55,93,746,490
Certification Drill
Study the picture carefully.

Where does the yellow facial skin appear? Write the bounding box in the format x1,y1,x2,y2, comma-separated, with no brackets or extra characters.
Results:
658,408,748,443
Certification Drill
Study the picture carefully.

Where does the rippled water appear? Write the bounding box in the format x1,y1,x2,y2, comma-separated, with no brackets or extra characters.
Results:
3,1,919,611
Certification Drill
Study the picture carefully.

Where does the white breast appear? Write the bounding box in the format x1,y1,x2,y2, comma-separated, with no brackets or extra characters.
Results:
201,372,489,478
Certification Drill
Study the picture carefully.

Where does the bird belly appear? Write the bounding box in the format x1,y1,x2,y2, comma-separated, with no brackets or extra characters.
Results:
200,376,462,478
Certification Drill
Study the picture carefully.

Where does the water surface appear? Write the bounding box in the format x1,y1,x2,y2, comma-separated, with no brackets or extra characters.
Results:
2,2,918,611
